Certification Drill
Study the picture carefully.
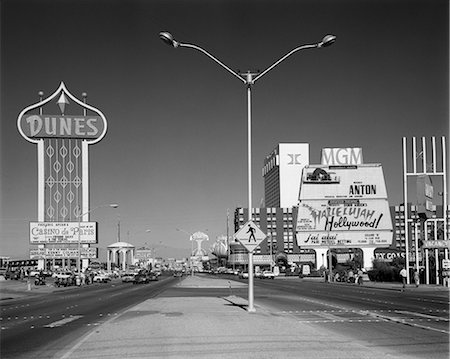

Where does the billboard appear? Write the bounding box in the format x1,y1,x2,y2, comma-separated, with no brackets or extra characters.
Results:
30,247,98,259
30,222,97,244
296,199,392,247
297,162,392,249
299,165,388,200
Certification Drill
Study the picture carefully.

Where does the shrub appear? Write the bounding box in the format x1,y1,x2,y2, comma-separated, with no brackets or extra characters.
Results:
368,259,401,282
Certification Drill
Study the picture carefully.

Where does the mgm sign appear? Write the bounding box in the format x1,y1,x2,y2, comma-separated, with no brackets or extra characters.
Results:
17,82,107,268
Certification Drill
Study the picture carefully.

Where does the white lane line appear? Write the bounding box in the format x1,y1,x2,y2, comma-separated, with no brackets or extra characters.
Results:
395,310,449,321
44,315,83,328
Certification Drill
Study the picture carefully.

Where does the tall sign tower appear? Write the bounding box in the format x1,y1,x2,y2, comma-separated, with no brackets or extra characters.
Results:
17,82,108,270
402,136,448,285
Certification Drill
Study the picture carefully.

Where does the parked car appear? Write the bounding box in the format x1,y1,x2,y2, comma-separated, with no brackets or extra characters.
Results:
147,272,159,281
173,271,183,277
261,271,275,279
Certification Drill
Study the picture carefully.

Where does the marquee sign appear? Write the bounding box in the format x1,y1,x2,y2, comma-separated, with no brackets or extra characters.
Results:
18,83,107,267
30,247,98,259
30,222,97,244
17,82,107,145
297,161,393,249
300,165,388,200
296,199,392,247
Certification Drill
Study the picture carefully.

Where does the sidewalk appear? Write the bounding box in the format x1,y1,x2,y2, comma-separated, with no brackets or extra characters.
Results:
54,275,422,359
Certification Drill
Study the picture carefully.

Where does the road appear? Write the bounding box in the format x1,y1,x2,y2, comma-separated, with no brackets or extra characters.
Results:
0,275,177,359
247,277,449,359
1,275,448,359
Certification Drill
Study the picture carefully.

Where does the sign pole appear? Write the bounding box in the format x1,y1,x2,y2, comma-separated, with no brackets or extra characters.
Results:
234,220,265,313
248,251,255,312
246,75,255,313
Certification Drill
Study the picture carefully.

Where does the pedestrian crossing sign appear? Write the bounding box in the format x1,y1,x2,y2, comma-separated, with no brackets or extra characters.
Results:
234,220,266,253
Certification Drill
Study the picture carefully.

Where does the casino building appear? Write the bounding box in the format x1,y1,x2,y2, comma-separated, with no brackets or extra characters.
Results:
230,144,394,272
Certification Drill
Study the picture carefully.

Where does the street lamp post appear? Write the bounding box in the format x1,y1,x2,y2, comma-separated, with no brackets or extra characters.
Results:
77,203,118,275
161,32,336,311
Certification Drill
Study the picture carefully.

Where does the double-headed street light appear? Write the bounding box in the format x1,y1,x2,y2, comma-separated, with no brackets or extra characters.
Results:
161,31,336,311
77,203,118,274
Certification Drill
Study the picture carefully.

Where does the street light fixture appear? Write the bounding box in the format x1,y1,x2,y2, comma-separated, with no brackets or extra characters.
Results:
161,31,336,311
77,203,118,275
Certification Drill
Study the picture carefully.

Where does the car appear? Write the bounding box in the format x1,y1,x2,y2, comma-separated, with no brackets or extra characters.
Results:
121,273,135,283
254,271,263,279
53,271,72,280
93,273,111,283
133,273,148,284
239,272,249,279
261,271,275,279
147,272,158,281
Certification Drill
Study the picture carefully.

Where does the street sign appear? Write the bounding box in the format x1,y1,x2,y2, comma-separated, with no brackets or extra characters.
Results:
442,259,450,270
234,221,266,253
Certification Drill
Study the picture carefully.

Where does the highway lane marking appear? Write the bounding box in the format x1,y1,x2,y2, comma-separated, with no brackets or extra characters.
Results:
361,310,450,334
394,310,449,321
44,315,83,328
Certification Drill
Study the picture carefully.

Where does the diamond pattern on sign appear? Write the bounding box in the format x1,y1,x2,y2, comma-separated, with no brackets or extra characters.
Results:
60,206,68,218
67,191,75,203
73,145,81,158
60,176,68,188
66,161,74,172
73,176,82,188
46,145,55,158
60,145,68,157
53,161,61,172
54,191,62,203
47,206,55,218
46,176,55,188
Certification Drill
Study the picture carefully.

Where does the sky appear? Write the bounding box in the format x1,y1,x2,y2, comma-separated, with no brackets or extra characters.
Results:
1,0,448,260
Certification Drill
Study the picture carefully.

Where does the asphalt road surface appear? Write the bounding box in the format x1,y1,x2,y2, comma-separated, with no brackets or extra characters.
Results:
1,275,448,359
247,277,449,359
1,275,178,359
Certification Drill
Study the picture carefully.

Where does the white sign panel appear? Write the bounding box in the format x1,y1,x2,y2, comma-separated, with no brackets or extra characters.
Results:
297,200,392,232
279,143,309,208
234,221,266,253
30,247,98,259
296,199,392,248
297,231,392,247
30,222,97,244
299,165,388,200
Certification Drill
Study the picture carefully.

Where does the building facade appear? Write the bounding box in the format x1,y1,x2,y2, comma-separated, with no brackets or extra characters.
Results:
230,207,315,271
262,143,309,208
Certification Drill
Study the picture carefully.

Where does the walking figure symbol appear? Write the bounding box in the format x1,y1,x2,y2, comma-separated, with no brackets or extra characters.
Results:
247,224,256,242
